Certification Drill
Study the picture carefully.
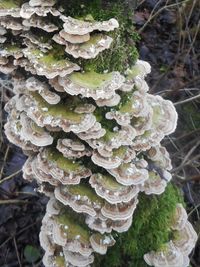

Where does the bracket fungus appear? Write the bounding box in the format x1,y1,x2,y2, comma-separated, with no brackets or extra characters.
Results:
58,71,125,100
3,1,197,267
53,33,113,59
144,204,198,267
60,16,119,35
0,0,21,18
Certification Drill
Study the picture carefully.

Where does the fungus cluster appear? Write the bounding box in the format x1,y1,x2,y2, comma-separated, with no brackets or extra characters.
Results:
2,0,197,266
144,204,198,267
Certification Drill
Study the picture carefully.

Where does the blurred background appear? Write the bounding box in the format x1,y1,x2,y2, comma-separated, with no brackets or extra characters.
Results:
0,0,199,266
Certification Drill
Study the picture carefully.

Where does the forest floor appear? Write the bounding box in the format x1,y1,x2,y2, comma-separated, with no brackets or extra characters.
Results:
0,0,199,266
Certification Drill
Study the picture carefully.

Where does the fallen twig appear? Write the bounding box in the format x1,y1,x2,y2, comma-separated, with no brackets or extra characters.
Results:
0,169,22,185
174,92,200,105
0,199,29,205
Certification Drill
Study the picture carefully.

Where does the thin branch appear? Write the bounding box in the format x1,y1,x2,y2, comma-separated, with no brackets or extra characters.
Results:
188,203,200,218
13,237,22,267
138,0,191,33
0,169,22,185
0,145,10,179
174,92,200,105
172,141,200,173
0,199,29,205
0,221,39,249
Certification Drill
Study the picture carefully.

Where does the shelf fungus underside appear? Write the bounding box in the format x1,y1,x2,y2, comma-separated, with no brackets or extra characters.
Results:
2,1,197,267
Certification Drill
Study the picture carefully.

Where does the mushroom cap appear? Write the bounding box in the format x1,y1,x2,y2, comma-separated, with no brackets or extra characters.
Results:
96,94,121,107
53,33,113,59
147,145,172,171
22,32,53,50
89,173,139,204
49,77,65,92
173,221,198,255
23,46,80,79
38,148,92,185
26,77,61,105
147,94,178,136
90,233,115,255
171,204,188,231
106,91,150,126
92,146,136,167
63,250,94,267
108,160,149,186
54,183,104,217
61,16,119,35
59,30,90,44
0,0,21,18
126,59,151,80
85,214,133,234
22,15,59,32
87,126,137,155
16,93,96,134
144,241,189,267
58,71,125,100
30,155,59,186
57,138,92,159
0,16,28,31
91,150,123,169
20,3,60,19
77,122,106,141
29,0,56,7
101,197,138,221
20,112,54,146
4,110,39,153
141,171,168,195
45,202,93,257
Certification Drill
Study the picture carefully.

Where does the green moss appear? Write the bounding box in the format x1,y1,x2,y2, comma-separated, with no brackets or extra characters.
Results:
47,148,83,172
0,0,22,9
112,146,127,157
5,44,21,53
30,121,47,134
61,0,139,73
94,183,184,267
68,183,104,204
102,129,118,142
70,71,113,89
94,107,117,132
126,64,144,80
30,48,74,70
56,208,90,244
31,92,83,123
115,90,135,111
78,34,107,49
96,174,125,190
54,256,65,267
